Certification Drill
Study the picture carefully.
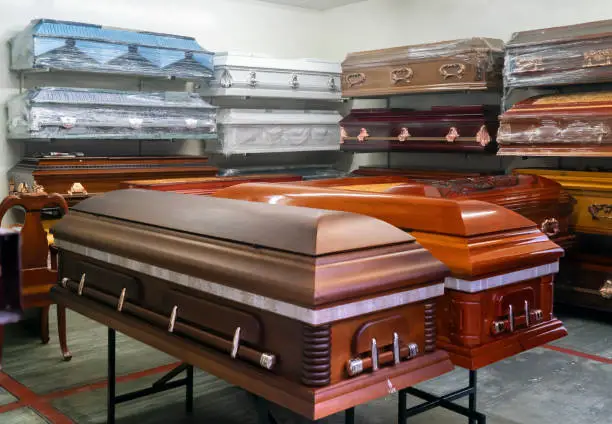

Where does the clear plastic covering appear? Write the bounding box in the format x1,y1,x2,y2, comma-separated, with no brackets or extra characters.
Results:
504,20,612,88
10,19,214,79
8,87,217,140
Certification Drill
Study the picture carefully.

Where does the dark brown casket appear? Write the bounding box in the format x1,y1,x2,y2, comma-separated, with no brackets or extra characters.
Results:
120,174,303,195
296,175,575,250
50,190,453,419
340,106,499,153
498,92,612,157
342,38,504,97
351,167,501,179
505,20,612,89
213,183,567,370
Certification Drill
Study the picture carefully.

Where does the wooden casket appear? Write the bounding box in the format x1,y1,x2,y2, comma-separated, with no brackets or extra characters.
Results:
120,174,303,194
341,38,504,97
210,109,341,154
297,175,575,250
351,167,500,180
213,183,567,369
339,106,499,153
10,19,214,79
8,87,217,141
498,92,612,157
200,52,341,100
50,190,454,419
504,19,612,89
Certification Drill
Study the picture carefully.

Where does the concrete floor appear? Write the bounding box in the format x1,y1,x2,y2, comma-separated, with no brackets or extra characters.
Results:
0,306,610,424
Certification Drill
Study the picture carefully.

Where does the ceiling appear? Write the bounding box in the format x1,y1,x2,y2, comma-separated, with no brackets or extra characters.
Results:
256,0,366,10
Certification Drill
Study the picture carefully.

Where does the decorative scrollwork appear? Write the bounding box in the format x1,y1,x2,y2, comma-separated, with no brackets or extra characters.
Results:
445,127,459,142
588,204,612,221
397,127,411,142
476,125,492,146
439,63,466,80
515,57,544,73
340,126,348,144
289,73,299,89
540,218,560,237
390,67,414,84
68,182,87,195
583,49,612,68
346,73,366,87
247,71,257,87
357,128,369,142
328,76,337,91
219,69,233,88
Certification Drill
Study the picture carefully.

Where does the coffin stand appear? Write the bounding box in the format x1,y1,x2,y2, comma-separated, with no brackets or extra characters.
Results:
50,190,454,421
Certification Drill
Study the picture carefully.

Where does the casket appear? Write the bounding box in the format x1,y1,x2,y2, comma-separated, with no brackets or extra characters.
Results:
50,190,453,419
498,92,612,157
505,19,612,89
213,183,567,369
339,106,499,153
120,174,303,194
351,167,500,180
219,165,346,180
10,19,214,79
210,109,341,154
297,175,575,249
0,229,22,324
200,52,341,100
8,87,217,141
341,38,504,97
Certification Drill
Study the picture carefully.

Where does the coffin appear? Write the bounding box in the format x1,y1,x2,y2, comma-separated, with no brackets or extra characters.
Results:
8,87,217,141
213,183,567,369
505,20,612,89
498,92,612,157
297,175,575,249
341,38,504,97
339,106,499,153
351,167,501,180
50,190,453,419
513,168,612,236
219,165,346,180
0,229,22,324
209,109,341,154
120,174,303,194
200,52,341,100
10,19,214,79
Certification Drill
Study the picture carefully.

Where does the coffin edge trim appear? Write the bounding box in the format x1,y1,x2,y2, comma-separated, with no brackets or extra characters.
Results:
55,239,445,325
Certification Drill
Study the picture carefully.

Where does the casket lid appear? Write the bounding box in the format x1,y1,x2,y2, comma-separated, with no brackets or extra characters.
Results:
502,92,612,116
24,87,215,109
507,19,612,48
67,189,415,256
213,51,341,73
217,108,341,125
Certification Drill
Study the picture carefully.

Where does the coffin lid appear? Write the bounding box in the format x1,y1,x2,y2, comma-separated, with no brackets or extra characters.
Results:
502,92,612,116
217,108,341,125
26,19,211,53
514,169,612,192
23,87,215,109
507,19,612,48
214,51,341,73
59,189,415,256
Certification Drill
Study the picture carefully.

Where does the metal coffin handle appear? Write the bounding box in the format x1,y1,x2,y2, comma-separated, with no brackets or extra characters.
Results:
346,334,419,377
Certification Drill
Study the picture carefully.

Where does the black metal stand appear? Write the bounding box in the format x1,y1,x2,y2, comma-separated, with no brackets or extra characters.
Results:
398,369,486,424
107,327,194,424
255,396,356,424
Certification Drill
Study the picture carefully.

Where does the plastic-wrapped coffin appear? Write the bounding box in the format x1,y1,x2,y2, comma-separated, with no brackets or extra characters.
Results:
200,52,342,100
10,19,214,79
7,87,217,140
208,109,341,154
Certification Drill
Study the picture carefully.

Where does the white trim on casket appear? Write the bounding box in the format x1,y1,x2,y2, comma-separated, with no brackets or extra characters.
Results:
54,239,444,325
444,262,559,293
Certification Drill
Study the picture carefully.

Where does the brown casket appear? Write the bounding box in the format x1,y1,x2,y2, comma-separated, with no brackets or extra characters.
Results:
213,183,567,370
340,106,499,153
505,19,612,89
296,175,575,250
50,190,453,419
498,92,612,157
342,38,504,97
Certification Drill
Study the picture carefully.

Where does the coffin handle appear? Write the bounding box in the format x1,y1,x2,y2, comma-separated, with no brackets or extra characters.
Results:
439,63,466,80
588,204,612,221
540,218,560,237
600,280,612,299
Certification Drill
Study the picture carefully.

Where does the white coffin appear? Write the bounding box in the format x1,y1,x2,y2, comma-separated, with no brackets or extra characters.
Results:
209,109,341,155
200,52,342,101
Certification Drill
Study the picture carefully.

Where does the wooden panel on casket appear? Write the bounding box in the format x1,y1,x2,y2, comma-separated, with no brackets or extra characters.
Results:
505,20,612,89
213,183,567,370
340,106,499,153
499,92,612,157
341,38,504,97
50,190,453,420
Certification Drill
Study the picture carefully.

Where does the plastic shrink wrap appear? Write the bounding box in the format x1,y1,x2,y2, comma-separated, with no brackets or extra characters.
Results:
10,19,214,79
8,87,217,140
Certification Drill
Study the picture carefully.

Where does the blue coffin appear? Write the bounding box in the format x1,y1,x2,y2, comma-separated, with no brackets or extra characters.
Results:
10,19,214,79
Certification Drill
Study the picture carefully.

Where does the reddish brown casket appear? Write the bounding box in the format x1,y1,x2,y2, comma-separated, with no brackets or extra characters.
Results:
213,183,567,370
505,19,612,89
297,175,575,250
340,106,499,153
498,92,612,157
342,38,504,97
50,190,453,420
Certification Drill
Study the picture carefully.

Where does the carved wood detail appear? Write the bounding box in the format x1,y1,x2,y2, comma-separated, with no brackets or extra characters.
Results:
301,324,331,387
424,302,436,353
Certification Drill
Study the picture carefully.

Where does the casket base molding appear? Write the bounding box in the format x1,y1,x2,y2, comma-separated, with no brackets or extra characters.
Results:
51,287,454,421
437,319,567,370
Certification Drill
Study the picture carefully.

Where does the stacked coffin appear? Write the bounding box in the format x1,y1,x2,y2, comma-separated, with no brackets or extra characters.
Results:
200,52,342,155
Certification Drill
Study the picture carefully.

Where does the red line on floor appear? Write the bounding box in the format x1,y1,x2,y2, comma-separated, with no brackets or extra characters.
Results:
542,344,612,364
